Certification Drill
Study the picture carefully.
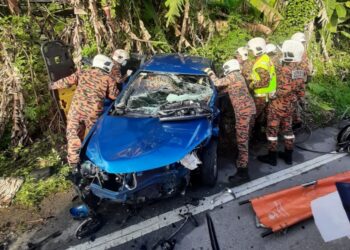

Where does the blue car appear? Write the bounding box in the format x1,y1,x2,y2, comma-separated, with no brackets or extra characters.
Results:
78,54,220,205
41,44,220,205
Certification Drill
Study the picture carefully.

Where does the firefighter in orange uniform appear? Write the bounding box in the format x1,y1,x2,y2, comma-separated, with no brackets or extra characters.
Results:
111,49,133,90
50,54,118,174
205,59,256,185
258,40,306,166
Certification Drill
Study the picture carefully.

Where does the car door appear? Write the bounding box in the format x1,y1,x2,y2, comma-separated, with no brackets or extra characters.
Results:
41,41,76,123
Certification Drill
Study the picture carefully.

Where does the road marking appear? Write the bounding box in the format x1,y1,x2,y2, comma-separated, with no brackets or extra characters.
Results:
70,152,347,250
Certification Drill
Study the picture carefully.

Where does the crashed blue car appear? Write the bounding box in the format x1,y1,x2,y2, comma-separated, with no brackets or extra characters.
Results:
41,41,220,206
80,54,220,204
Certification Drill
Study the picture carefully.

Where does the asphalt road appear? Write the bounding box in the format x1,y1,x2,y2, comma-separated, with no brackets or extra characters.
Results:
13,126,350,250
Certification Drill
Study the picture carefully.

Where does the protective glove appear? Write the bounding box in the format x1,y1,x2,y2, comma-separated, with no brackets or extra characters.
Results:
126,70,133,76
204,67,214,76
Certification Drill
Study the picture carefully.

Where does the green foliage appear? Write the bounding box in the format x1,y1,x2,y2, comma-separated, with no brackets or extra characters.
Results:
0,15,52,135
307,42,350,121
164,0,185,27
248,0,283,24
193,14,252,69
15,164,71,207
206,0,243,10
271,0,318,43
0,136,70,207
322,0,350,45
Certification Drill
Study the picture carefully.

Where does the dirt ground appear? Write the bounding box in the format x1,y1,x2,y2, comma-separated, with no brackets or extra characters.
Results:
0,189,74,249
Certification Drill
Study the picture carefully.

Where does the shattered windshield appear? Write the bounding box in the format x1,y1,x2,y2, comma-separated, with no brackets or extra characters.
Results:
116,72,213,116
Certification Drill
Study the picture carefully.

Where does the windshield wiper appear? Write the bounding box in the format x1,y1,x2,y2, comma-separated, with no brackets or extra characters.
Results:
159,113,211,122
158,101,212,122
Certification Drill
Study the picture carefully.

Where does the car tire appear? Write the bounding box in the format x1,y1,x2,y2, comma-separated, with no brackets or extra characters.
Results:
200,138,218,187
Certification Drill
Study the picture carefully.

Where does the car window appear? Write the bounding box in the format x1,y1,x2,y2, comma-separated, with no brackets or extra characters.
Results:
117,72,213,116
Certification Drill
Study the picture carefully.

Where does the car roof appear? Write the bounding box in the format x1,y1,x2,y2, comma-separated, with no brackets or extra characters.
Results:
140,54,212,75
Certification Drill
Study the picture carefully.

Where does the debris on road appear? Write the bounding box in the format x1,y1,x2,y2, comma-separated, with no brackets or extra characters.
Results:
0,177,23,207
152,212,198,250
206,213,220,250
246,171,350,237
74,215,104,240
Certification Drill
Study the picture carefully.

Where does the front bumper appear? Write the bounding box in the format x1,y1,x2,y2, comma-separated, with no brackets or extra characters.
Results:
89,164,190,203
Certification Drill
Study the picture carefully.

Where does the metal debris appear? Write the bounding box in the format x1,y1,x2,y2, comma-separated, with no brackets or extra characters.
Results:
206,213,220,250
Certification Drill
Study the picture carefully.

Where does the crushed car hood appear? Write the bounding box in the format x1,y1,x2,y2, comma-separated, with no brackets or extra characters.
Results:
85,115,212,173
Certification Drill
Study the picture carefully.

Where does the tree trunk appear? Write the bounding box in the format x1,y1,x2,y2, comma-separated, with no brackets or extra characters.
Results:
178,0,190,52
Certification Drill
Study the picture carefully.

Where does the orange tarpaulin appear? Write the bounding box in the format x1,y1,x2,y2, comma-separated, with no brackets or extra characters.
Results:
250,171,350,232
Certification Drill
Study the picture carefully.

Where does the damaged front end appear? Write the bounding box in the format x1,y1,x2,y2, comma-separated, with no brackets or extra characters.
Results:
78,153,206,204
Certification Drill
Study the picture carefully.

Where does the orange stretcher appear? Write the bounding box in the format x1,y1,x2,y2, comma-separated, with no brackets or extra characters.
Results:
246,171,350,237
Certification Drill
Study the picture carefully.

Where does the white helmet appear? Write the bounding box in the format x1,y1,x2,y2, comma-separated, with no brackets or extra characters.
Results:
92,54,114,73
281,40,305,63
266,44,277,54
112,49,130,66
247,37,266,56
236,47,248,61
291,32,306,43
223,59,240,75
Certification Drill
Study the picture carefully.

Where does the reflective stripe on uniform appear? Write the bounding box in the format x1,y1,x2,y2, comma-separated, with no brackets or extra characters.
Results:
255,93,268,97
284,135,295,139
267,136,278,141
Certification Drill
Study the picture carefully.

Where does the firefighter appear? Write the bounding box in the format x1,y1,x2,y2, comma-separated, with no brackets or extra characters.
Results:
266,43,280,66
111,49,133,90
235,47,251,82
50,54,118,174
291,32,312,128
205,59,256,185
257,40,306,166
247,38,277,129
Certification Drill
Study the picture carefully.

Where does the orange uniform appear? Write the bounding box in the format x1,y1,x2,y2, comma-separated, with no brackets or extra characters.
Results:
50,69,118,165
267,62,305,151
209,71,256,168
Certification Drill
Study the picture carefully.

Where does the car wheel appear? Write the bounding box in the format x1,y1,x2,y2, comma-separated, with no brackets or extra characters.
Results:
200,138,218,187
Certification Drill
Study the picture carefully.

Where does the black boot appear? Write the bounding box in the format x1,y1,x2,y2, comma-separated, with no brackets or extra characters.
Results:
278,149,293,165
228,168,250,186
257,151,277,166
292,122,302,130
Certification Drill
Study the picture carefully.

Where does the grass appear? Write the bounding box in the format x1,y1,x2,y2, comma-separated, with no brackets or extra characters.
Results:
305,44,350,125
0,135,71,208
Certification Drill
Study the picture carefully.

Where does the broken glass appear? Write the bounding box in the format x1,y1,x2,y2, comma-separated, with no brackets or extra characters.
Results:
117,72,213,116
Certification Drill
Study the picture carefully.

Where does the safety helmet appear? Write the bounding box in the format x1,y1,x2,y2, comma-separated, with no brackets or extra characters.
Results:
236,47,248,61
291,32,306,43
92,54,114,73
112,49,130,66
281,40,304,63
247,37,266,56
266,43,277,54
223,59,240,75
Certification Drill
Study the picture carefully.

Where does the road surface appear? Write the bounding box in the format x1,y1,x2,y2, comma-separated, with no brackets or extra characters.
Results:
12,126,350,250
